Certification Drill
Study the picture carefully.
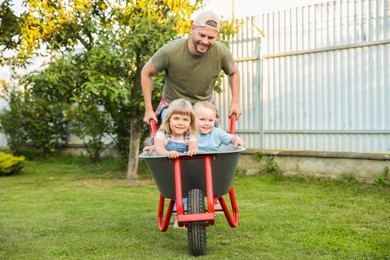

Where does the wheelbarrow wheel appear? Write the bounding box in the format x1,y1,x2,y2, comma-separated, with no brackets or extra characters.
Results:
187,188,206,256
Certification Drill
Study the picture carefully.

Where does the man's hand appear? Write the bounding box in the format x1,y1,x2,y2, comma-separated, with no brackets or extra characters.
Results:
143,109,158,124
229,103,242,120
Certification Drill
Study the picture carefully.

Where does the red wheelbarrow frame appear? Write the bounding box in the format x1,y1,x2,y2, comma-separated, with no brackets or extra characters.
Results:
148,115,240,231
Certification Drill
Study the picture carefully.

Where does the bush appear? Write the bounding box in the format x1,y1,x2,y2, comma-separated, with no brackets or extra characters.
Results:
376,166,389,188
0,152,25,176
0,90,28,155
68,104,113,162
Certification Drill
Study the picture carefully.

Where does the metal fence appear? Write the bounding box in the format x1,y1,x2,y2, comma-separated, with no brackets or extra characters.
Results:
216,0,390,153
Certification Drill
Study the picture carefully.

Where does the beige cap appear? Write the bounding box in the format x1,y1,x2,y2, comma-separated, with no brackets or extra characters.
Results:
194,11,220,32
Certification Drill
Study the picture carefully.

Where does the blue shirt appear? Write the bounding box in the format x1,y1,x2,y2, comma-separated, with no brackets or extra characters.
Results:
198,128,233,152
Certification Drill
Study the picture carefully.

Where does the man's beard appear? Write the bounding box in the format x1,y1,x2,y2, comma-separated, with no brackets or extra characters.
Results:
192,38,211,56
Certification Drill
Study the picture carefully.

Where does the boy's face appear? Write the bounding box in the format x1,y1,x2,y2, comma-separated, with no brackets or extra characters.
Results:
195,107,216,134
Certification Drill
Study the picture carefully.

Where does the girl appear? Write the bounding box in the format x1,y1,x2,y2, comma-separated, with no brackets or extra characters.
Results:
152,98,198,159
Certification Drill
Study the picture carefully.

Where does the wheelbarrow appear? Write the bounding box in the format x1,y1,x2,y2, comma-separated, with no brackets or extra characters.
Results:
139,115,244,256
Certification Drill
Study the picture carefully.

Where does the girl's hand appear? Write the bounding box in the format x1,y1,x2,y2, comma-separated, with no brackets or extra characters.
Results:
167,150,180,159
186,140,198,157
185,148,198,157
143,145,155,155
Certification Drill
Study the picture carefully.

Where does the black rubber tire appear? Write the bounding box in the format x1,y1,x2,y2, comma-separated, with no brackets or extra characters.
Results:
187,188,207,256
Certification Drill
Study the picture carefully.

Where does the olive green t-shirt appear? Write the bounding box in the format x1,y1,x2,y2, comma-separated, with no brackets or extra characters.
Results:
151,38,235,104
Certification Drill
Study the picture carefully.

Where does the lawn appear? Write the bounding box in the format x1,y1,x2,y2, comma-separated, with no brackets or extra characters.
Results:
0,156,389,259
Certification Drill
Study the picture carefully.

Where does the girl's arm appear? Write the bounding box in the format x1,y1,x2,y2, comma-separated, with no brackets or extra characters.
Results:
186,139,198,156
154,138,180,159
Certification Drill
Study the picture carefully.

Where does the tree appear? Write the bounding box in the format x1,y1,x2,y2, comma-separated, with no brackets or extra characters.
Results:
4,0,205,178
0,0,21,67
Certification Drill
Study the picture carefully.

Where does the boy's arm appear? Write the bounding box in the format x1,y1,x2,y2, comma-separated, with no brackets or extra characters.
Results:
231,135,245,148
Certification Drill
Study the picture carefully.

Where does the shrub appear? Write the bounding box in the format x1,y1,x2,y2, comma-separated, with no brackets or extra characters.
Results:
0,87,67,157
68,104,113,162
21,95,68,157
0,152,25,176
376,166,389,188
0,90,27,155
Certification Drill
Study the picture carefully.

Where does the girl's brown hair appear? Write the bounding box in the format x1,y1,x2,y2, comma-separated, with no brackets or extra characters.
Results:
159,98,197,136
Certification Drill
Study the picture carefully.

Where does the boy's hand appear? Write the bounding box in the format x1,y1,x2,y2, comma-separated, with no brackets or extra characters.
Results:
232,136,245,148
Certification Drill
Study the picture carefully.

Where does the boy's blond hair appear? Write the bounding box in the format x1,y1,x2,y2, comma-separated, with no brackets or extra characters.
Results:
194,101,217,115
159,98,197,136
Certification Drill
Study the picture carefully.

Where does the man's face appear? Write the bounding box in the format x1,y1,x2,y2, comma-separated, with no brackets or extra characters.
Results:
191,26,219,56
195,107,216,134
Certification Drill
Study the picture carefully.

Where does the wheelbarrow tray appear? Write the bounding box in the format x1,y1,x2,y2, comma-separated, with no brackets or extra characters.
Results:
139,145,245,199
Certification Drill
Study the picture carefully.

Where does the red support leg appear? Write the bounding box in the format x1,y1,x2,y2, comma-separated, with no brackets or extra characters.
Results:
157,195,175,231
219,186,239,227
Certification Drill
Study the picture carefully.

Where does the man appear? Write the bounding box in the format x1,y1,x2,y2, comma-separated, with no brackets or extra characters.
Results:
141,10,241,124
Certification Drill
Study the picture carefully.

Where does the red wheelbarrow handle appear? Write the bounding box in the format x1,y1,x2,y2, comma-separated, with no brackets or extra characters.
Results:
229,113,236,134
149,119,157,137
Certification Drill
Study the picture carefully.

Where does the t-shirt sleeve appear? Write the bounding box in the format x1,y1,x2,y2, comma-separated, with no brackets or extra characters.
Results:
220,43,235,75
154,131,166,144
215,128,233,145
151,44,169,72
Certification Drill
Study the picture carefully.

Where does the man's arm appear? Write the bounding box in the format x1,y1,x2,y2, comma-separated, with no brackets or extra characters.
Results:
228,63,241,120
141,59,158,124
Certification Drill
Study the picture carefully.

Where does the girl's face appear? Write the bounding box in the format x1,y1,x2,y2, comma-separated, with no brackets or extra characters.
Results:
169,113,191,137
195,107,216,134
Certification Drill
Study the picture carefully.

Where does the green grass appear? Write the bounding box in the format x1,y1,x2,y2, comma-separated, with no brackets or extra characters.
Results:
0,156,389,259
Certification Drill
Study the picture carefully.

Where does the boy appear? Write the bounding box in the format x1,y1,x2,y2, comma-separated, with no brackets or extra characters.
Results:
194,101,244,152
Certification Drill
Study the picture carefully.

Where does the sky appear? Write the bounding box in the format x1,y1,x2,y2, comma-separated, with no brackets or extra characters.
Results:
1,0,327,83
197,0,327,19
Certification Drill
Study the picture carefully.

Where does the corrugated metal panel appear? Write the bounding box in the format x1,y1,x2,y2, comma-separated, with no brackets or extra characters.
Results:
216,0,390,153
216,16,263,147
